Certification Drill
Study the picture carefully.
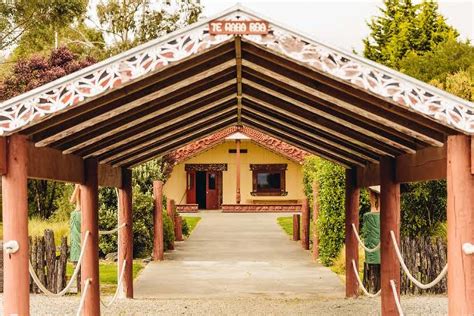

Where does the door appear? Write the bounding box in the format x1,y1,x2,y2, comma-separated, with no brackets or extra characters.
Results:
206,171,218,209
186,171,196,204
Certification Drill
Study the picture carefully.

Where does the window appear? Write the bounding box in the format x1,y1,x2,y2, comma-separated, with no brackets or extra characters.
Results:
208,173,216,190
250,164,287,196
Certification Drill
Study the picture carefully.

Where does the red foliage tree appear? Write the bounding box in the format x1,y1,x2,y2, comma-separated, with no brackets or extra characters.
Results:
0,47,95,101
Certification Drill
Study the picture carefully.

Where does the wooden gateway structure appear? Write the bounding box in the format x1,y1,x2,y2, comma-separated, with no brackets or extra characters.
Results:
0,5,473,315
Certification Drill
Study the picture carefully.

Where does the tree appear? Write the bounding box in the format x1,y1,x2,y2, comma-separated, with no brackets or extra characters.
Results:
96,0,202,52
0,47,95,219
363,0,458,68
399,38,474,85
0,46,95,101
0,0,88,52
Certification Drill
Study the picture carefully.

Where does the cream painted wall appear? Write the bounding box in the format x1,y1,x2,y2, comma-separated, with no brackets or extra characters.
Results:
163,141,305,206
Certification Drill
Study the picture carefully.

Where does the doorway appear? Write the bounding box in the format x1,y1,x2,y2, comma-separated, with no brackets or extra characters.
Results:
186,165,224,210
196,171,206,209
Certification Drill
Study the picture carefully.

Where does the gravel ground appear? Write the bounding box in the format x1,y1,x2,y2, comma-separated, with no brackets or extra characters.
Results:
0,294,447,315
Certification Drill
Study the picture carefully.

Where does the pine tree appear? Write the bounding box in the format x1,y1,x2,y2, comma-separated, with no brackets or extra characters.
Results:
363,0,458,68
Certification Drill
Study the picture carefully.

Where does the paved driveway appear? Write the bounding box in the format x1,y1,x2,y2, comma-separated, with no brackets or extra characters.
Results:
134,212,344,299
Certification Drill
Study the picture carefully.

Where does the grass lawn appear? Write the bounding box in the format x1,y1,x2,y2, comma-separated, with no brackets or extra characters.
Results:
183,216,201,235
277,216,314,238
66,260,144,294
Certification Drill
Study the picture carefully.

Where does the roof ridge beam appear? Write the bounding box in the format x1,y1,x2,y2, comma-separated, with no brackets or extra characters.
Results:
235,36,243,125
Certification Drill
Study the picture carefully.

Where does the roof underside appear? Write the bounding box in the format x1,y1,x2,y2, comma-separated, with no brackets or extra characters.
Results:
1,6,472,169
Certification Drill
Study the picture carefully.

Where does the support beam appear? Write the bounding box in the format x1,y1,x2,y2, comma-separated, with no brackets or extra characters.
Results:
1,138,121,186
80,158,100,315
345,168,359,298
356,144,448,187
447,135,474,314
379,157,400,315
292,214,300,241
2,134,29,315
0,136,7,174
118,168,133,298
175,216,183,242
236,139,241,204
153,180,164,261
471,136,474,175
301,198,310,250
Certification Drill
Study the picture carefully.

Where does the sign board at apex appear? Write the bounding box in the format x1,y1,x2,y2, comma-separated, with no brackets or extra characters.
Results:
209,20,269,35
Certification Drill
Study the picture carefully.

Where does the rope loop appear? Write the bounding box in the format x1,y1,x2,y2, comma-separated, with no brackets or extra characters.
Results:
76,278,92,316
100,260,127,308
351,259,381,297
390,280,404,316
99,223,127,235
351,223,380,253
390,230,448,289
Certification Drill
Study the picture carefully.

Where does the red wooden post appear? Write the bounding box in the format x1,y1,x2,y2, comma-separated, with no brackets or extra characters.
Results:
80,158,100,315
166,198,175,250
312,181,320,260
175,216,183,241
236,139,241,204
118,168,133,298
301,198,310,250
2,135,29,315
447,135,474,314
153,180,164,260
345,168,360,298
292,214,300,241
380,157,400,315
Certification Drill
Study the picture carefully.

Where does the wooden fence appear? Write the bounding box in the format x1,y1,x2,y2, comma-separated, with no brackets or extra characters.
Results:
29,230,68,294
363,236,448,295
400,236,447,294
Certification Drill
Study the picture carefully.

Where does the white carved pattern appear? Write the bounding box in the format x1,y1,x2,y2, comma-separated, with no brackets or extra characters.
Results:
243,28,474,133
0,27,231,134
0,11,473,136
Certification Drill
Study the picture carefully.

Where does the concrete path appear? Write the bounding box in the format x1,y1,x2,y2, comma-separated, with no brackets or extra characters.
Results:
134,212,344,299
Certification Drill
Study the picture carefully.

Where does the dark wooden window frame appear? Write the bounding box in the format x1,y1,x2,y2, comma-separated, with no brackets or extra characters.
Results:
250,164,288,196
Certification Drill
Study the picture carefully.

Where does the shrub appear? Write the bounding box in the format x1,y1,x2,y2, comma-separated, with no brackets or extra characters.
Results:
131,185,154,258
302,156,369,266
98,187,119,256
163,212,175,250
401,180,447,238
181,217,190,237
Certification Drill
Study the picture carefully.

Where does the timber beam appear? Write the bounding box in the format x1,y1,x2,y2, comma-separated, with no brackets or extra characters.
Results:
0,137,121,186
471,136,474,175
356,144,447,187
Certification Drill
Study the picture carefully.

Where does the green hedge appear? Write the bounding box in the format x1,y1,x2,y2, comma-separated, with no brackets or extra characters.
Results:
303,156,369,266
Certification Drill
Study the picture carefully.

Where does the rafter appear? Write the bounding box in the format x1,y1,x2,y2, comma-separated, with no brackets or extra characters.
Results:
242,59,445,147
35,59,236,147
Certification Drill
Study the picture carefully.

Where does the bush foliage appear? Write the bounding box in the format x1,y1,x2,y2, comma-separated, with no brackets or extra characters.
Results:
303,156,369,266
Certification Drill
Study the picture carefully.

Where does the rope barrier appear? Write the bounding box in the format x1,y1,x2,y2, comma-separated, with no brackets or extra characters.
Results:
351,259,381,297
100,260,127,308
390,280,404,316
76,278,92,316
29,231,91,297
99,223,127,235
352,223,380,253
390,230,448,289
